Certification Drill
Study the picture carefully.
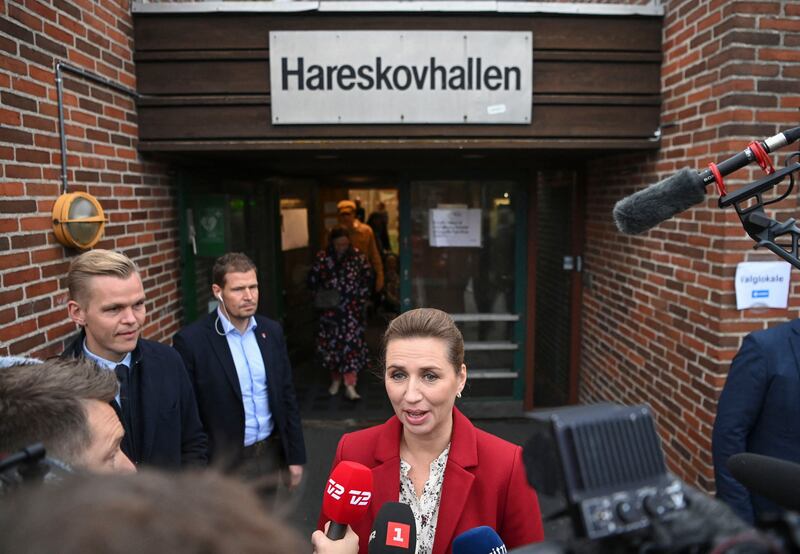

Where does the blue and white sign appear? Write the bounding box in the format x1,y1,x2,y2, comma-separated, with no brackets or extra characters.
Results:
735,261,792,310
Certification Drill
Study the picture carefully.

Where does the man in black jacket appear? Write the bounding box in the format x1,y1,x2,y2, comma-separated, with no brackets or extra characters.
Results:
63,249,207,469
173,253,306,488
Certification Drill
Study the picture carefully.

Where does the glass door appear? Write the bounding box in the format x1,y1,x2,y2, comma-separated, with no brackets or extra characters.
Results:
407,180,525,400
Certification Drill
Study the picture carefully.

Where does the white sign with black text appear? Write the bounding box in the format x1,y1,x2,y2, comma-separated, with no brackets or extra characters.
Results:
735,261,791,310
429,209,482,247
269,31,532,125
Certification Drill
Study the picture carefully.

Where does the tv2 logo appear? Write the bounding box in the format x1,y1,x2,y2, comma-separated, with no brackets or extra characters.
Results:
327,478,372,506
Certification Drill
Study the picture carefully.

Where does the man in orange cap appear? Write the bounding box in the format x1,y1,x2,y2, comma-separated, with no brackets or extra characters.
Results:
337,200,384,293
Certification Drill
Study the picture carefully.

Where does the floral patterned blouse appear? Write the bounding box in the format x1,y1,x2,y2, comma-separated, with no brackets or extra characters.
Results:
399,444,451,554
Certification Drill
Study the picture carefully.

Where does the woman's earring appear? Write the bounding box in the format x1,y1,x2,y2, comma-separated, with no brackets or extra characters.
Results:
456,391,462,399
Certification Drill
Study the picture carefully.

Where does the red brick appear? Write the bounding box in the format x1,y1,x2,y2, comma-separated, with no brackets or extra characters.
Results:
46,321,77,342
0,182,25,196
0,318,38,342
9,333,46,355
0,217,19,233
37,309,65,328
0,107,22,125
20,216,52,231
31,247,64,263
0,307,15,325
12,77,47,97
25,278,59,298
760,18,800,32
4,267,41,287
0,53,28,76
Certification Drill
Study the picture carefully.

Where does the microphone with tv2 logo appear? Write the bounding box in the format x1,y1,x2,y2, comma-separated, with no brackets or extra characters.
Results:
322,460,374,540
368,502,417,553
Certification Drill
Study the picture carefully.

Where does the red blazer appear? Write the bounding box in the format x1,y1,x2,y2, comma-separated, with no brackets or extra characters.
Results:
318,407,544,553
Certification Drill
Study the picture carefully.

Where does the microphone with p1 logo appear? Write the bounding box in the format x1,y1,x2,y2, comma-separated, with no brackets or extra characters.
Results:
368,502,416,553
322,460,374,540
452,526,508,554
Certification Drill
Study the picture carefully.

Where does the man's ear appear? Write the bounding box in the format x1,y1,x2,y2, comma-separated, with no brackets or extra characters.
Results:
67,300,85,327
211,284,222,299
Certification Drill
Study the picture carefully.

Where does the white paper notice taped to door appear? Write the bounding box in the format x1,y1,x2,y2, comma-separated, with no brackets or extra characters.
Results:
429,208,482,247
281,208,309,251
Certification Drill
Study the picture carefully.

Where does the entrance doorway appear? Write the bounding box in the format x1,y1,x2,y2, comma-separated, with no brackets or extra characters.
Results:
300,184,400,359
408,179,527,405
533,169,584,407
277,180,400,418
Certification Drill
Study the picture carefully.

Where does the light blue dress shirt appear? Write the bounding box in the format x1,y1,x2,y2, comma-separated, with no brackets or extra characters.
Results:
83,340,130,407
217,308,274,446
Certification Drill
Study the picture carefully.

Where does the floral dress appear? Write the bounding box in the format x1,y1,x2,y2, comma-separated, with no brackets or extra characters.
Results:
307,245,372,376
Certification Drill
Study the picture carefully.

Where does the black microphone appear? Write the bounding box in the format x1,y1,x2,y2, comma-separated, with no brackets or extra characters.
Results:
726,452,800,512
368,502,416,553
613,126,800,235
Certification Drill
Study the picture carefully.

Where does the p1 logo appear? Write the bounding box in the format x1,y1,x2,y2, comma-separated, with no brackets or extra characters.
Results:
386,521,411,549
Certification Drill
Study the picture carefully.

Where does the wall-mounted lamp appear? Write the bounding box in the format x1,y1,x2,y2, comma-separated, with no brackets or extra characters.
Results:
50,62,137,250
52,191,106,249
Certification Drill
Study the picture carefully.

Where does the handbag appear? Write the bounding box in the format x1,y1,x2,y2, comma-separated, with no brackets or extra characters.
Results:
313,288,341,309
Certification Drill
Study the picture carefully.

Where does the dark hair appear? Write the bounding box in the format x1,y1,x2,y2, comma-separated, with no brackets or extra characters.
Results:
0,358,118,465
0,470,305,554
212,252,257,287
381,308,464,374
329,226,351,244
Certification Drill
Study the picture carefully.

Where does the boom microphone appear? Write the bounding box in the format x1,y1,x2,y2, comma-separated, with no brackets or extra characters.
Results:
368,502,416,553
613,126,800,235
322,460,374,540
453,526,507,554
612,168,706,235
726,452,800,512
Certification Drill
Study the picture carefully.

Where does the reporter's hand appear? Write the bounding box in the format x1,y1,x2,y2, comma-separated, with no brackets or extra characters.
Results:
286,464,303,490
312,522,359,554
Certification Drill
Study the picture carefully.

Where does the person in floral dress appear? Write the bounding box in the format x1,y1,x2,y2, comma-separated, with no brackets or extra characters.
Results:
308,227,372,400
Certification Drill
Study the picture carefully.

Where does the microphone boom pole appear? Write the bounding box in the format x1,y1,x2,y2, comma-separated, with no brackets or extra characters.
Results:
719,160,800,270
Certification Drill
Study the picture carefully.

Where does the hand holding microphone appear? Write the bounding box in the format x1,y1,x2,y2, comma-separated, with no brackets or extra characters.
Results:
322,460,374,540
312,523,360,554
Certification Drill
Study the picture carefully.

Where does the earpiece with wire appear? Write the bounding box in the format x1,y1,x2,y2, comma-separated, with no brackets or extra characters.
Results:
213,292,228,336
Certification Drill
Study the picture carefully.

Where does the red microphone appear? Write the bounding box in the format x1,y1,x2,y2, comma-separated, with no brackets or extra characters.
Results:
322,460,374,540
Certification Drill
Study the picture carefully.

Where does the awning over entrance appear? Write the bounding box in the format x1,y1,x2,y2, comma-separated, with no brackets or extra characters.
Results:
132,6,663,154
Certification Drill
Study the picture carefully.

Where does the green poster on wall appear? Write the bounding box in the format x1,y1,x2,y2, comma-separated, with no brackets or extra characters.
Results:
193,197,227,257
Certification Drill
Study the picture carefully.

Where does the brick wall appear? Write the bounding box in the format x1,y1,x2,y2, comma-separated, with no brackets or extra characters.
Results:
581,0,800,491
0,0,179,359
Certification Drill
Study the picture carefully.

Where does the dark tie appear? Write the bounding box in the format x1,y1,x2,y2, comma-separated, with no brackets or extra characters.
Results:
114,364,135,460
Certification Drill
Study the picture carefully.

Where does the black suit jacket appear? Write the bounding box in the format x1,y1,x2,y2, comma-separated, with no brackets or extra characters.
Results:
62,333,208,469
712,319,800,524
172,313,306,467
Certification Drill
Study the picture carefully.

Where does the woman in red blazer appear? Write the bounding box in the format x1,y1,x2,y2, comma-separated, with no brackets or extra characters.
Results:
317,308,544,553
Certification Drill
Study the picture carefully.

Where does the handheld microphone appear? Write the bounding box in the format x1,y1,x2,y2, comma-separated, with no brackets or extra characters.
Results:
368,502,416,553
726,452,800,512
613,126,800,235
452,526,507,554
322,460,374,540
